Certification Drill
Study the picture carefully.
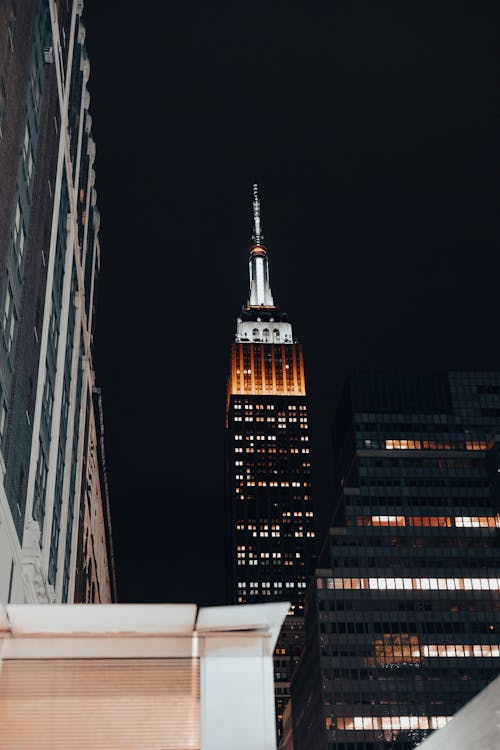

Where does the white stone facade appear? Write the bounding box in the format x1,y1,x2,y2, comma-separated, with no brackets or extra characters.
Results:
235,318,293,344
0,1,113,604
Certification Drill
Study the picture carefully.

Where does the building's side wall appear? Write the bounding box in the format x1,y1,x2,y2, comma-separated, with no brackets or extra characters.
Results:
72,385,112,603
201,647,277,750
0,0,113,605
0,0,53,602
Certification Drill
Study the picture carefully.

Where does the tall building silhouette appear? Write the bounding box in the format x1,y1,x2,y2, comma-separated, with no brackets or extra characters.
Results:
288,371,500,750
226,185,316,737
0,1,115,603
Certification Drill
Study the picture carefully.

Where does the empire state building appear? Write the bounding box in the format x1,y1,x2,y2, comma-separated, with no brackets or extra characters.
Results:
225,185,316,737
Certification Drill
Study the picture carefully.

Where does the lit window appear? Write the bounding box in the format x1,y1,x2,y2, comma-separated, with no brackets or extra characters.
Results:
418,644,500,658
466,441,488,450
455,515,500,528
356,515,500,529
323,576,500,592
336,716,451,731
386,439,422,450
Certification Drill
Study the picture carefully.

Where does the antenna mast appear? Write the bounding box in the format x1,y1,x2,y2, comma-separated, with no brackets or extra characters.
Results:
252,183,263,245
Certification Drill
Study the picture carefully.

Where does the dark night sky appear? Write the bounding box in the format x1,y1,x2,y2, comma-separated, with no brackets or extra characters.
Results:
82,1,498,604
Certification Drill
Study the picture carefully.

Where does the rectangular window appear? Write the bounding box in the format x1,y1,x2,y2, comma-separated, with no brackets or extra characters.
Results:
2,281,17,353
32,77,40,112
13,201,20,243
3,283,12,331
23,123,33,182
0,400,6,442
7,306,17,352
17,224,25,266
23,123,29,156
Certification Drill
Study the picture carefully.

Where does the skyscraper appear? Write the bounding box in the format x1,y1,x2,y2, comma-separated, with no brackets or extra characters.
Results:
289,370,500,750
0,1,115,603
226,185,316,737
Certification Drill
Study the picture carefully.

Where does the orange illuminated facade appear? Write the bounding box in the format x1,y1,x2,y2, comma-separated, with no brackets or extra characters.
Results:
228,342,306,398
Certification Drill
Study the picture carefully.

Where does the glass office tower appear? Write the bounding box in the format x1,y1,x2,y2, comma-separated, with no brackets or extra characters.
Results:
289,371,500,750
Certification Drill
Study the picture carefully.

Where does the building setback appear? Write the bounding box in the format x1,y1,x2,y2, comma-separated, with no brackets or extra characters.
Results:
288,371,500,750
226,185,317,739
0,0,115,603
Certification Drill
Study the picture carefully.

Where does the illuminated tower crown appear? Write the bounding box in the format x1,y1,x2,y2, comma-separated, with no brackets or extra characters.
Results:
235,185,293,345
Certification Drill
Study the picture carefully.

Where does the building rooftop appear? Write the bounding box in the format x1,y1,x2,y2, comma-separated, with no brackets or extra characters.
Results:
0,601,288,645
0,602,289,750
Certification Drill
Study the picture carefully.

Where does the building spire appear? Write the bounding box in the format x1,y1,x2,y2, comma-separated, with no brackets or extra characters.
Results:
235,183,294,342
252,183,263,245
247,184,274,308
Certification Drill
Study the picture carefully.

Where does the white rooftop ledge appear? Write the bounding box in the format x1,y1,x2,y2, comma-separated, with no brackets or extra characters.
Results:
3,603,198,635
197,601,289,649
